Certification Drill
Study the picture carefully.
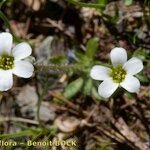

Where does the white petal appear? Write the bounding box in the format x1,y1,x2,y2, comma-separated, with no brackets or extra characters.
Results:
90,65,111,81
110,47,127,66
98,78,119,98
0,32,12,54
12,42,32,60
120,75,140,93
13,60,34,78
123,57,143,75
0,70,13,91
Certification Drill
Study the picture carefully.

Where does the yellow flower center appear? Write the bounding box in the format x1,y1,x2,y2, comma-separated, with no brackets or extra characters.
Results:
0,54,14,70
110,65,126,83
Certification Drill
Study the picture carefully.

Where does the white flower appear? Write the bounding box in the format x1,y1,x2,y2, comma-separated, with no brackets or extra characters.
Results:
0,32,34,91
90,47,143,98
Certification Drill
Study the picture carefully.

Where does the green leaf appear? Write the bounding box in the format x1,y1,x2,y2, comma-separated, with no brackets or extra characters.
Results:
124,0,133,6
91,86,109,101
0,0,6,9
83,78,93,96
0,128,41,139
49,55,67,64
136,74,149,83
0,11,21,42
86,37,99,59
75,52,85,62
64,77,84,99
133,49,148,61
66,0,105,9
97,0,107,6
92,87,102,100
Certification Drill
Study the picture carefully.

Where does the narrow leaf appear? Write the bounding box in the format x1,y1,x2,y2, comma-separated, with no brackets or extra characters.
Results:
97,0,107,6
64,77,84,99
86,37,99,59
124,0,133,6
83,79,93,96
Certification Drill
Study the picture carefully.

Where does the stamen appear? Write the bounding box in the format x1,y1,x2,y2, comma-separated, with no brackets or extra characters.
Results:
0,55,14,70
110,65,126,83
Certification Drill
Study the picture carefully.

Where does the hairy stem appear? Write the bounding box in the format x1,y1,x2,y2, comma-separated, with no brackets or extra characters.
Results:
35,64,83,73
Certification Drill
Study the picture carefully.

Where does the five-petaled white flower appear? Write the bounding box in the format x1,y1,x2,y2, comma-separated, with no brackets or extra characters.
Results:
90,47,143,98
0,32,34,91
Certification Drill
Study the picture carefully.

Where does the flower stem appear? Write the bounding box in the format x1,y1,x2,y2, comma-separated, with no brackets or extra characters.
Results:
35,64,83,73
